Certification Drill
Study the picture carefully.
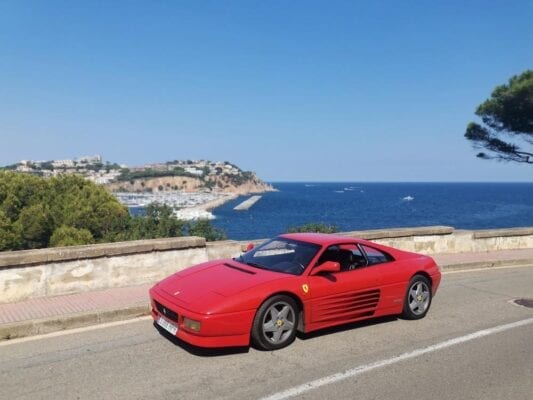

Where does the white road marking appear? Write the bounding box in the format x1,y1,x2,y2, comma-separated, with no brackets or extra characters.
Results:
0,316,152,347
259,317,533,400
443,263,533,274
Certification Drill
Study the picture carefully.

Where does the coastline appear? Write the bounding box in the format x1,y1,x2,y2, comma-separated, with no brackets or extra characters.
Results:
114,191,244,220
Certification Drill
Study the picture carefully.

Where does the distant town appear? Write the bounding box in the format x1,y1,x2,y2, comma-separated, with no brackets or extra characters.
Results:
1,155,249,186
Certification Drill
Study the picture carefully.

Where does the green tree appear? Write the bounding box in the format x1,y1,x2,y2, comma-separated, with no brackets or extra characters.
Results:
188,219,226,241
0,172,227,251
113,203,187,241
0,210,20,250
16,203,53,249
46,175,129,240
287,222,339,234
0,172,128,250
50,226,94,247
464,70,533,163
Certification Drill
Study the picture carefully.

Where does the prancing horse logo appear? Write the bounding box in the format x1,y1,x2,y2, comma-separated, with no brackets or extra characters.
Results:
302,284,309,294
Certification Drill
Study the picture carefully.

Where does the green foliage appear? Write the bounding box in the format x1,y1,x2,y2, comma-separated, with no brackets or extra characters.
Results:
40,161,54,170
0,210,20,251
119,203,187,241
286,222,339,234
0,172,128,250
50,226,94,247
45,175,129,241
85,162,104,171
116,167,196,181
0,164,19,171
464,70,533,164
188,219,226,241
16,203,53,249
0,172,227,251
202,180,215,189
117,204,225,242
227,171,255,186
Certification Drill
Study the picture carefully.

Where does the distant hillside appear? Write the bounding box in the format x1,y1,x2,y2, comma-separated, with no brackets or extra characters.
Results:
107,159,274,194
106,172,273,195
1,156,274,195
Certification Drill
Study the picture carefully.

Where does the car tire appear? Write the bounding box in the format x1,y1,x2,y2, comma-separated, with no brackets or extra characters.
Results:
402,274,432,320
251,295,299,351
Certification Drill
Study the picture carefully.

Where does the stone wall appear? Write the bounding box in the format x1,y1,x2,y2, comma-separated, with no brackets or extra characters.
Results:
1,226,532,304
346,226,533,254
0,237,207,304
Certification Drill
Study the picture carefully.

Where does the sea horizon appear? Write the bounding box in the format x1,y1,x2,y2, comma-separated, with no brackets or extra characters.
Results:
267,180,533,184
211,182,533,240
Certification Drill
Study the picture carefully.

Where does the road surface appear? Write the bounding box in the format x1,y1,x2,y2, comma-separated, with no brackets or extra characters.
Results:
1,265,532,400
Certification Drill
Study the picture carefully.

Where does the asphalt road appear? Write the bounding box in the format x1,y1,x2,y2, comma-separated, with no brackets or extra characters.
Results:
1,265,532,400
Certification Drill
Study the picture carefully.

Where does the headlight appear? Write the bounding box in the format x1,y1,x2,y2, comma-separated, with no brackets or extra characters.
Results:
183,317,201,332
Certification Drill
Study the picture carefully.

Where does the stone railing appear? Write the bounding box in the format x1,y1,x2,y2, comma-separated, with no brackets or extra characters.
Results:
1,226,532,304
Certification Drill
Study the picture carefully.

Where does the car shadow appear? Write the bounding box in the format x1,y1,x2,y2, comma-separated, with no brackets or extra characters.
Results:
296,315,399,341
153,322,250,357
154,316,400,355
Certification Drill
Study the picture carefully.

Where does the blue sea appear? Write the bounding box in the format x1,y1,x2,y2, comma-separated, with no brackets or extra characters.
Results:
210,182,533,240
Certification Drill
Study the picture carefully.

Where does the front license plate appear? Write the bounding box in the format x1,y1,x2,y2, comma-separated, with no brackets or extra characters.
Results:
157,316,178,335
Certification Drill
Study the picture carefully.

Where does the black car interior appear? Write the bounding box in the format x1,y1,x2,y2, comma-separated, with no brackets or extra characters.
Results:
317,246,368,271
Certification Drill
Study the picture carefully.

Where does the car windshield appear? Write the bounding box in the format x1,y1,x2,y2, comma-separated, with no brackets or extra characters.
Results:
235,237,320,275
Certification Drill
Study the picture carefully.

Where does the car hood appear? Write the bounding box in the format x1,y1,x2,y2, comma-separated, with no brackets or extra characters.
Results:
156,260,285,310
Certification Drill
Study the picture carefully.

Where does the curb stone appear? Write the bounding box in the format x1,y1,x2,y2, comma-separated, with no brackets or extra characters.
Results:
0,304,150,341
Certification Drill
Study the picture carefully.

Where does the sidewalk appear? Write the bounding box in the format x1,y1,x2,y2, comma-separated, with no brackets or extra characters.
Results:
2,248,533,340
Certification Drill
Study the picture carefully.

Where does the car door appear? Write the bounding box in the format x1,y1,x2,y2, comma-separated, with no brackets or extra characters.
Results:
307,244,383,328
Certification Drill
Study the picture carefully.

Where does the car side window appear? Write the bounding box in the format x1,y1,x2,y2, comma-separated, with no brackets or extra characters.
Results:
360,245,392,265
317,244,367,272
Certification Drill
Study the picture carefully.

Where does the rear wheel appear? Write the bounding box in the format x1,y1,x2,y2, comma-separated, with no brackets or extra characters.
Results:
251,295,298,350
402,274,432,320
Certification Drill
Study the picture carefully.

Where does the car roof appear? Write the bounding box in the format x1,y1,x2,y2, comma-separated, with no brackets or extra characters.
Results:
279,232,357,246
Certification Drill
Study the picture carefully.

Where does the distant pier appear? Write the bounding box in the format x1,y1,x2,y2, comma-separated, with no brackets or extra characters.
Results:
234,195,262,211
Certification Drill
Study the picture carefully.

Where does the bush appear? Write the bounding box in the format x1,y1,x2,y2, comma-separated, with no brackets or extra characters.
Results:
286,222,339,234
50,226,94,247
188,219,226,241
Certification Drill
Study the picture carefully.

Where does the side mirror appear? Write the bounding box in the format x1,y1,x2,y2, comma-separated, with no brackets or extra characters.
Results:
245,243,255,252
311,261,341,275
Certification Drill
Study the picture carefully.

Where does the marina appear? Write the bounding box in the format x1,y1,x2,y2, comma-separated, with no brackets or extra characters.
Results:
114,191,225,208
114,191,236,220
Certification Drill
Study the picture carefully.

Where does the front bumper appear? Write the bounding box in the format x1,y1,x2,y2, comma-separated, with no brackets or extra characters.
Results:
149,286,255,348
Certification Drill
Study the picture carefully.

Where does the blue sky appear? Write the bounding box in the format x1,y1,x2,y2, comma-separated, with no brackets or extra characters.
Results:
1,1,532,181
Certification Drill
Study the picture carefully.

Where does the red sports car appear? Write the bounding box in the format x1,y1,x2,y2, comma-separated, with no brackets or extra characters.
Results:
149,233,441,350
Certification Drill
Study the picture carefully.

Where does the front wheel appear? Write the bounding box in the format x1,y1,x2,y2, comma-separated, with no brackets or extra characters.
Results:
402,274,432,320
251,295,299,350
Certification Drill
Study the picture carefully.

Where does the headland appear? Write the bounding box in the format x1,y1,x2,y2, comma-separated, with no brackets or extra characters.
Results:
1,156,274,219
